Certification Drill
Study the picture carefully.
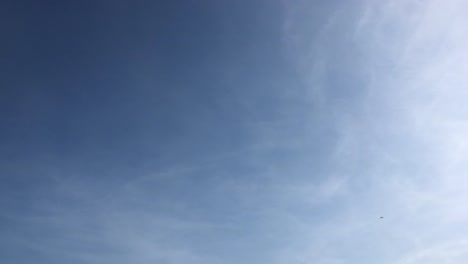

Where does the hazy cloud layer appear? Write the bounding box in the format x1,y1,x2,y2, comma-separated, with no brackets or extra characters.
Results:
1,0,468,263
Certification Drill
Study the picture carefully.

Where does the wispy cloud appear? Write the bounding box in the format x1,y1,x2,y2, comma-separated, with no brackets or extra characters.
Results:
282,0,468,263
4,1,468,263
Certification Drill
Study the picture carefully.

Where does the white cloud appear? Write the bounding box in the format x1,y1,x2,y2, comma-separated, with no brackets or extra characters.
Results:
397,239,468,264
282,0,468,263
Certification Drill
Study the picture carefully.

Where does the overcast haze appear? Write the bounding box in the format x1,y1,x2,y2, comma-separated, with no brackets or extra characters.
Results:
2,0,468,263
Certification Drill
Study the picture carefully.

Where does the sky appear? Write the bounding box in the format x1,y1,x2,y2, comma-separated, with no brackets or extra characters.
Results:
2,0,468,263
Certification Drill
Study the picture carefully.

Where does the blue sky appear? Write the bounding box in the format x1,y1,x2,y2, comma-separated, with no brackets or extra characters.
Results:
2,0,468,263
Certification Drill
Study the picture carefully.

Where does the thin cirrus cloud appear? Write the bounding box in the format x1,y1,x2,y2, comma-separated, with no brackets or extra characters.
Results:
2,0,468,263
281,0,468,263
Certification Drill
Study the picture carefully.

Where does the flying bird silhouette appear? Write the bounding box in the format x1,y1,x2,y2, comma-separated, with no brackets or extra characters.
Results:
380,216,384,219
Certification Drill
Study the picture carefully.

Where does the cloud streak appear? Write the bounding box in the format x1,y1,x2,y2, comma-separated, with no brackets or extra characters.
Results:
3,1,468,263
281,0,468,263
